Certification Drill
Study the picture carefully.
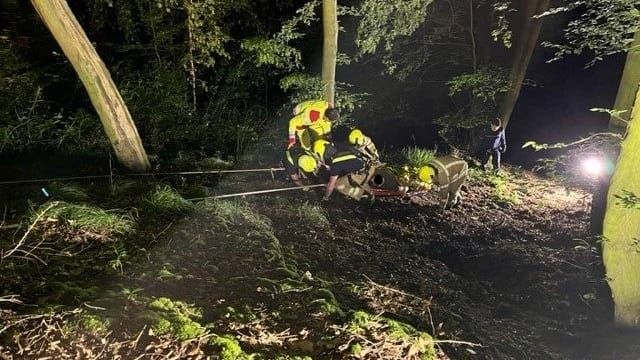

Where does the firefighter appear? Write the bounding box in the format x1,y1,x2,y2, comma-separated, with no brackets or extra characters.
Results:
348,128,380,163
313,139,375,201
283,145,318,187
288,99,339,150
418,155,468,209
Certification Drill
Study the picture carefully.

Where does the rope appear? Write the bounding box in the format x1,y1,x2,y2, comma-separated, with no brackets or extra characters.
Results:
0,168,286,185
187,184,325,201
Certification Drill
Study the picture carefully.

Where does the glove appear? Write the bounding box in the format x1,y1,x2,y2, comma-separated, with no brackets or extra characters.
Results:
499,145,506,153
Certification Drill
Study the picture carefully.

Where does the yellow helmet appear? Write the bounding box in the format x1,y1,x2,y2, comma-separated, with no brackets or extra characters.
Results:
298,155,317,173
418,165,436,183
348,129,364,145
313,139,331,161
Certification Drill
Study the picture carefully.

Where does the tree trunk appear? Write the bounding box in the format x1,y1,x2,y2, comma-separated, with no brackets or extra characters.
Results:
603,72,640,326
498,0,550,129
31,0,150,172
609,30,640,134
322,0,338,104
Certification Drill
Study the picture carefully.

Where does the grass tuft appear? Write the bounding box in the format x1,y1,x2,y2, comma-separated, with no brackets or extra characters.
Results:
201,199,271,232
33,201,135,243
143,185,194,215
48,183,89,202
401,146,435,169
297,201,330,228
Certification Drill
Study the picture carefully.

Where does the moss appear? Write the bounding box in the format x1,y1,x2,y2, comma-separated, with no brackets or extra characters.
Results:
311,289,345,317
152,318,172,336
77,314,111,336
210,335,244,360
147,297,205,340
384,318,415,339
348,311,371,333
344,311,436,359
350,342,363,356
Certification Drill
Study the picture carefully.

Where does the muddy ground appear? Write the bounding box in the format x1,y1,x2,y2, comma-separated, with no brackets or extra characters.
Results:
2,158,640,359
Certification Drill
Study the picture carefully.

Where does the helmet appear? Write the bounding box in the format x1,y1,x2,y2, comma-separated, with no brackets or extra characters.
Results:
418,165,436,183
313,139,332,161
325,108,339,121
348,129,364,145
298,155,317,173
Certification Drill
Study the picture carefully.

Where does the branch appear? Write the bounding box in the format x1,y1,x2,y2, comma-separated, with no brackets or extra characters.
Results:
3,202,57,260
522,132,623,151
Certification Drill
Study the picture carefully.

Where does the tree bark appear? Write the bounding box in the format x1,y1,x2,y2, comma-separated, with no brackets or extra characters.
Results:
498,0,550,129
603,68,640,326
322,0,338,104
609,30,640,134
31,0,150,172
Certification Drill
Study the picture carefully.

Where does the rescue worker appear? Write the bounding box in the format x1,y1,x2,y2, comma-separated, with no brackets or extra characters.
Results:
313,139,375,201
418,155,468,209
288,99,339,150
283,145,318,187
348,128,380,163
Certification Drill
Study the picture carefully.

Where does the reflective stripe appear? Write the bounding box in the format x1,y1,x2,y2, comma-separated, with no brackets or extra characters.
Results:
286,150,294,165
332,154,357,163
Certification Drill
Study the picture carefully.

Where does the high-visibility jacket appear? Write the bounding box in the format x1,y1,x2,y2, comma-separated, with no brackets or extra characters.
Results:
354,135,379,161
428,155,468,206
288,100,332,146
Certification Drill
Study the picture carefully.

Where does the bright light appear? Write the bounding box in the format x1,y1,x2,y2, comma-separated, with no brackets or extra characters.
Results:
581,157,604,177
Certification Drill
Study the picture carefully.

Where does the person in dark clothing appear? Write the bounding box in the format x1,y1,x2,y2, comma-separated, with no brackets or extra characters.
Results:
313,139,374,201
418,155,469,209
482,118,507,172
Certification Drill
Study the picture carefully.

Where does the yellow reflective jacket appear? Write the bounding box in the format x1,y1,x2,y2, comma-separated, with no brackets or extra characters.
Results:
288,100,332,142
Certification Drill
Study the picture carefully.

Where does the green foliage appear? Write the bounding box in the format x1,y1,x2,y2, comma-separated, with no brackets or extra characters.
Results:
143,185,194,216
34,201,136,242
356,0,434,55
492,1,514,48
540,0,640,65
436,66,510,149
108,242,129,274
148,297,205,340
447,67,511,102
401,146,435,168
241,1,319,71
483,172,521,205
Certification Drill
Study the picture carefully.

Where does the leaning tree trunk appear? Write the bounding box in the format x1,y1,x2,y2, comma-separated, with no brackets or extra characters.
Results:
603,73,640,326
609,30,640,134
31,0,150,172
498,0,550,129
322,0,338,104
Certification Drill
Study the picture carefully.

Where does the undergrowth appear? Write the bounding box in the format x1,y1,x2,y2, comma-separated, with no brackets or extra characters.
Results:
33,201,136,242
143,185,194,215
